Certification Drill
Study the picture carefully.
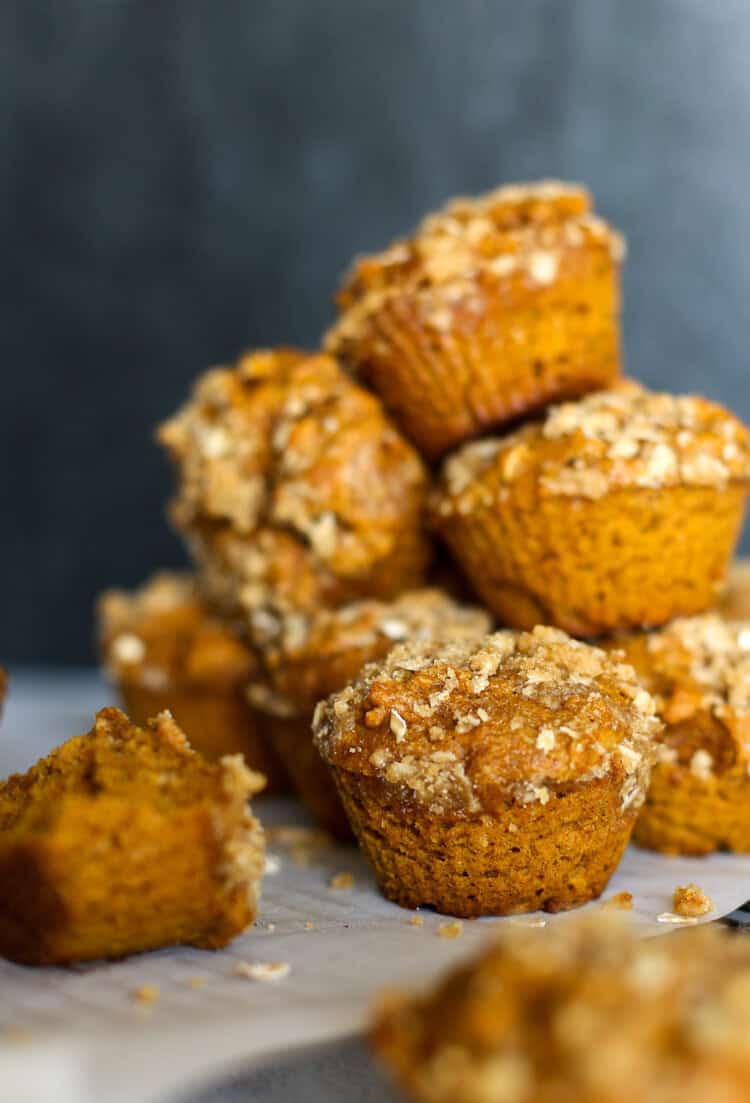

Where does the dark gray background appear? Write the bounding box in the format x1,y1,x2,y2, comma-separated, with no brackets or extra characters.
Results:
3,0,749,664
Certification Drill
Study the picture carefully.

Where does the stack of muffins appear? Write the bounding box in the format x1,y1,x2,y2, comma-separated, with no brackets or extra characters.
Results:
99,180,750,917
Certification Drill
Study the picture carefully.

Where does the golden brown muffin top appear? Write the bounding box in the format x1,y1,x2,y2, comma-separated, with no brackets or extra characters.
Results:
313,625,659,816
247,588,492,718
609,614,750,777
372,915,750,1103
326,181,624,349
158,348,429,619
435,384,750,513
98,571,256,692
0,707,265,835
720,558,750,620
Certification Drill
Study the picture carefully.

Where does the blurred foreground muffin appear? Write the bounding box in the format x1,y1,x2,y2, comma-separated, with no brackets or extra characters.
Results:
97,571,287,790
248,589,491,838
314,626,659,916
609,614,750,854
433,385,750,635
720,558,750,619
158,348,430,629
326,181,622,458
372,915,750,1103
0,708,265,964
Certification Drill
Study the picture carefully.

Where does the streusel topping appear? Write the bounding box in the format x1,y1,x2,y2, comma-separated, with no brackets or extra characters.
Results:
98,571,256,691
435,384,750,512
158,348,429,621
372,916,750,1103
326,181,623,350
611,615,750,776
247,588,492,717
314,626,660,815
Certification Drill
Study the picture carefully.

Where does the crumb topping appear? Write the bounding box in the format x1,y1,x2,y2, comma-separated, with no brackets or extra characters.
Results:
372,916,750,1103
435,384,750,514
314,626,660,816
611,615,750,774
247,588,492,717
98,571,256,691
326,181,623,352
157,349,429,623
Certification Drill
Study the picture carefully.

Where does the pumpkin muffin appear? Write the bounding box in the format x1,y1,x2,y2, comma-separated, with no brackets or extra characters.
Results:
607,614,750,855
433,384,750,635
248,589,492,838
720,558,750,619
97,571,286,790
372,915,750,1103
325,181,623,459
313,626,659,916
157,348,430,627
0,707,265,965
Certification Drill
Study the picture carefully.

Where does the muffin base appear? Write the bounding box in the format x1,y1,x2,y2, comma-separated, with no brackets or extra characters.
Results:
331,768,636,916
439,483,747,636
267,716,353,841
634,764,750,856
120,684,288,793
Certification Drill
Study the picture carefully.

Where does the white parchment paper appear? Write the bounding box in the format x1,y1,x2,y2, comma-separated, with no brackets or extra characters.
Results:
2,672,750,1103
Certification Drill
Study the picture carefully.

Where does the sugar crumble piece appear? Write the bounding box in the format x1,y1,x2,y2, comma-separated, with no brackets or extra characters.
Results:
672,883,715,918
330,871,355,890
409,915,425,927
438,920,463,939
132,984,160,1004
234,960,291,982
603,891,633,911
656,912,699,925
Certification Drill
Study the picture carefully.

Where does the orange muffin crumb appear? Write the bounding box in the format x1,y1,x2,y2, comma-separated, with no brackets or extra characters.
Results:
609,615,750,855
602,891,633,910
372,915,750,1103
314,626,660,916
97,571,286,788
673,883,714,917
326,181,623,458
0,707,265,965
247,588,491,839
433,385,750,635
157,348,430,626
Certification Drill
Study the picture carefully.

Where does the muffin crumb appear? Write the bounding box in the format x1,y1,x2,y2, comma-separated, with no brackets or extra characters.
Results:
330,872,355,890
603,891,633,910
438,921,463,939
672,883,714,917
132,985,160,1005
234,961,291,982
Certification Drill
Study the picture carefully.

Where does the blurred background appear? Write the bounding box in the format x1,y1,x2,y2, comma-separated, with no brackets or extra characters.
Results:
2,0,749,664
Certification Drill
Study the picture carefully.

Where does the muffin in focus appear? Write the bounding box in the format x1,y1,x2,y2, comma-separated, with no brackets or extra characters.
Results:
433,385,750,635
248,589,492,839
720,559,750,620
313,626,659,916
372,915,750,1103
97,571,287,790
608,614,750,855
325,181,623,459
0,708,266,965
157,348,431,627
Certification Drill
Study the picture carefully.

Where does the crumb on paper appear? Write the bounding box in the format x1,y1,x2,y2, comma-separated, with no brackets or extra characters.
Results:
330,872,354,890
234,960,291,982
264,854,282,875
2,1026,32,1044
187,977,206,989
603,891,633,911
656,912,699,925
672,883,715,918
304,921,314,930
438,921,463,939
409,915,425,927
132,985,160,1004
